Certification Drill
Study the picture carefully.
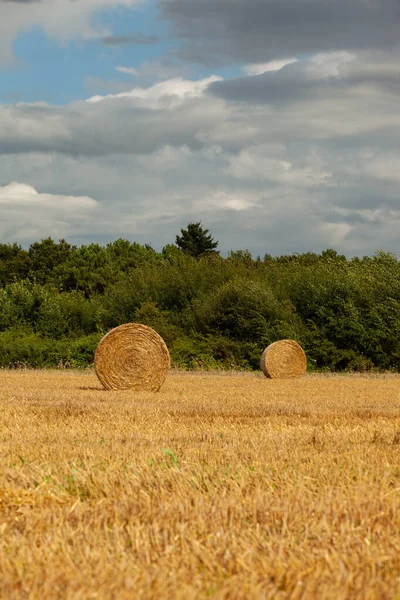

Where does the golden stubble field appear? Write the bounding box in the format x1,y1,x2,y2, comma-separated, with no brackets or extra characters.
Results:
1,370,400,600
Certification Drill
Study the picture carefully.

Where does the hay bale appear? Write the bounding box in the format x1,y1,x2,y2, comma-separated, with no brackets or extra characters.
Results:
260,339,306,379
94,323,170,391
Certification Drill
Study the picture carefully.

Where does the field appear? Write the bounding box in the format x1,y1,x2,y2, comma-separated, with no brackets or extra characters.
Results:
1,371,400,599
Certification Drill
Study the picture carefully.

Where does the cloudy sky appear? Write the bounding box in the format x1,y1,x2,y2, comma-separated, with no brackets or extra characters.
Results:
1,0,400,256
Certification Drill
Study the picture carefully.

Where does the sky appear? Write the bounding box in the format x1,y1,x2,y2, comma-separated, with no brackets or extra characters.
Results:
0,0,400,257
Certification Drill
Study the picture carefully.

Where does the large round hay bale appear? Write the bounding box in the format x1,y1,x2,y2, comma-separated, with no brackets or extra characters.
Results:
260,339,306,379
94,323,170,391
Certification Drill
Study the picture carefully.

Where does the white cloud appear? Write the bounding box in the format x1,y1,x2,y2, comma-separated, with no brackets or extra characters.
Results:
305,51,355,78
86,75,223,108
116,66,139,76
319,221,353,245
243,58,298,76
112,60,193,86
367,159,400,184
0,81,228,155
0,182,96,209
226,146,332,187
0,0,143,66
0,182,98,242
198,189,259,212
85,61,193,95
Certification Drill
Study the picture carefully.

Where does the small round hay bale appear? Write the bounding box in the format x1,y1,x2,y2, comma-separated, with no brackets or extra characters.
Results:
94,323,170,391
260,339,306,379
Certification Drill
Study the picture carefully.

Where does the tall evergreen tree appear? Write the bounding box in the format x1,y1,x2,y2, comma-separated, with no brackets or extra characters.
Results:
175,222,219,259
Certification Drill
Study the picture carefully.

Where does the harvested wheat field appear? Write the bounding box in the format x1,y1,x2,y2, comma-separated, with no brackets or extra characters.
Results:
1,371,400,599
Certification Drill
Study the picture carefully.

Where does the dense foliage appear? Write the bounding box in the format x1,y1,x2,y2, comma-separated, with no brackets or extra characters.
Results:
0,236,399,371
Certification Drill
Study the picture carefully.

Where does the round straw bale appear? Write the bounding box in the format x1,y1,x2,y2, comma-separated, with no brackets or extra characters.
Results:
95,323,170,391
260,339,306,379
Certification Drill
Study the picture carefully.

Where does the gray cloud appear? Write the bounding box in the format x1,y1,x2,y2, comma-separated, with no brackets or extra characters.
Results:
160,0,400,64
2,140,400,256
0,94,226,157
2,50,400,256
102,33,160,45
209,51,400,104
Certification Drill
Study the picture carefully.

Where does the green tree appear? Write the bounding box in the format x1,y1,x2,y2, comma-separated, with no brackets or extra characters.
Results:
0,243,31,285
28,238,74,285
175,222,218,259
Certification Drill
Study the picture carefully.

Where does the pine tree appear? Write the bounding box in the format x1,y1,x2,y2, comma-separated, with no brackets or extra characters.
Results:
175,222,219,258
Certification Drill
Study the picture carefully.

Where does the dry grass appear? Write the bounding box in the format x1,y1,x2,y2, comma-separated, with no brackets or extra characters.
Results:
1,370,400,599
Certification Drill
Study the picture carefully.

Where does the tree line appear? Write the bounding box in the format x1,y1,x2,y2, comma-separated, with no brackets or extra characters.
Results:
0,224,399,371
